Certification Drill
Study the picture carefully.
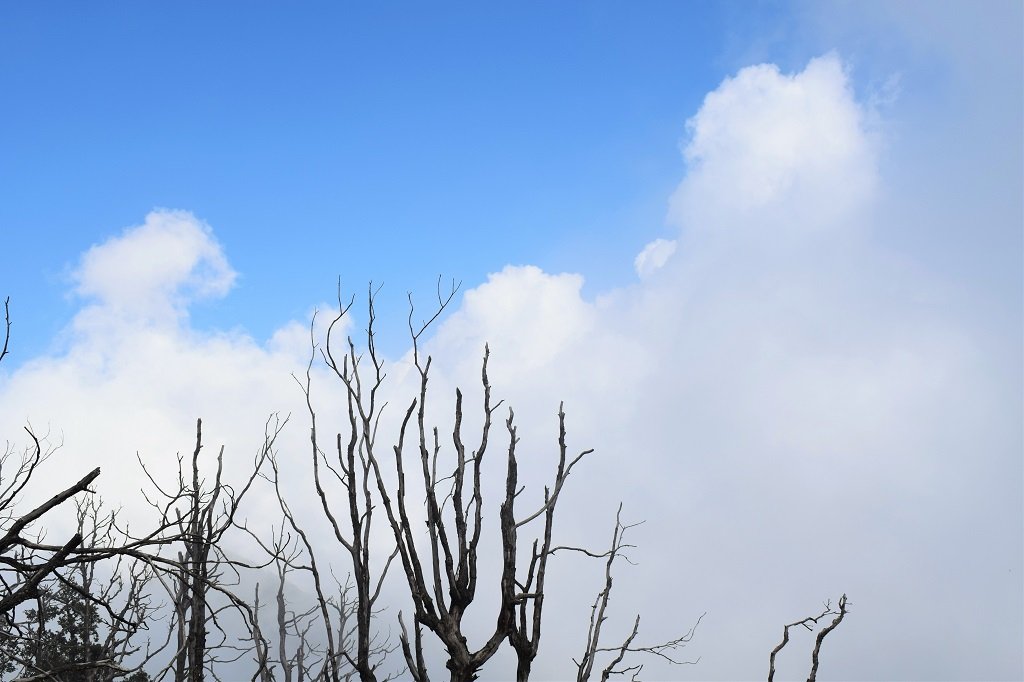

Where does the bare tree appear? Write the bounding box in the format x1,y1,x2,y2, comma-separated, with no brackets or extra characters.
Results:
568,504,703,682
0,298,166,680
277,287,400,682
0,296,10,366
261,453,391,682
0,305,85,611
300,283,602,682
0,298,91,616
296,283,856,681
767,594,849,682
0,446,97,615
0,297,269,681
247,523,323,682
136,417,281,682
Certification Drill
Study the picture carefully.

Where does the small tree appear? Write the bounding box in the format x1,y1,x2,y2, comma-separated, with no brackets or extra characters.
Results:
0,495,157,682
1,582,152,682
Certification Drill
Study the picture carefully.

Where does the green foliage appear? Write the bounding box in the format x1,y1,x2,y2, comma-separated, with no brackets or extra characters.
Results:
0,583,150,682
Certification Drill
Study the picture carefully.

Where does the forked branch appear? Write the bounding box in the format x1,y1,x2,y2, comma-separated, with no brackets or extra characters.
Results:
573,504,702,682
767,594,849,682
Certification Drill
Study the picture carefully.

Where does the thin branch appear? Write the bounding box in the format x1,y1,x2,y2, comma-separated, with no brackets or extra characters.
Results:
807,594,848,682
0,296,10,364
767,594,850,682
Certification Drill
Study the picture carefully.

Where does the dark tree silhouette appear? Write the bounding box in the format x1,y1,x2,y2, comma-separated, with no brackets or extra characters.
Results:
291,283,706,682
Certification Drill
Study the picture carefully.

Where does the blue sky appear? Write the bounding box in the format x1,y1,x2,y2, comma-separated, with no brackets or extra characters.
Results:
6,2,1015,352
3,2,731,348
1,2,1021,680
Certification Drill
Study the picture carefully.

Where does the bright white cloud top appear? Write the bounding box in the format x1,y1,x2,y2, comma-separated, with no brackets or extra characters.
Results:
73,210,237,323
671,55,876,237
0,4,1020,680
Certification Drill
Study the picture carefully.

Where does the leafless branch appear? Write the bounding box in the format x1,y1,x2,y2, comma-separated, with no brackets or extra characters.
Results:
1,297,10,365
767,594,850,682
574,504,701,682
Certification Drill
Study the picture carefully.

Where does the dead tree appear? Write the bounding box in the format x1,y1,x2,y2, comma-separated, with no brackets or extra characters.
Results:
1,301,156,679
278,288,401,682
767,594,849,682
66,496,160,680
0,296,9,366
248,523,322,682
0,296,130,655
1,297,279,680
255,286,403,682
262,446,393,682
0,449,97,615
502,400,597,682
137,417,280,682
308,283,595,682
0,416,282,682
569,504,702,682
0,297,93,617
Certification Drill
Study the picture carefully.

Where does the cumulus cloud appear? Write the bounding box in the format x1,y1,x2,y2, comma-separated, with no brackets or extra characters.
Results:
72,210,236,325
1,211,307,526
401,52,1019,679
669,54,876,239
428,265,594,375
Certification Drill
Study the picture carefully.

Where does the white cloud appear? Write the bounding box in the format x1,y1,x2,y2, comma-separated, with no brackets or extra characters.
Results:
72,209,236,326
634,237,677,278
1,211,308,528
669,54,877,240
398,51,1018,679
429,265,594,374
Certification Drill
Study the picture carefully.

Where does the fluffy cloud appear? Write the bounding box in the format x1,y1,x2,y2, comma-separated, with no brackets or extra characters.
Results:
669,54,876,240
428,265,594,375
398,54,1019,679
72,210,236,326
1,211,309,528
